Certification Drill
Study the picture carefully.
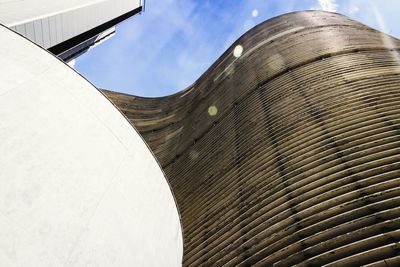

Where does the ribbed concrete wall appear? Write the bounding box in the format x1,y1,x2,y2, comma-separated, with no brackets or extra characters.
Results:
104,11,400,266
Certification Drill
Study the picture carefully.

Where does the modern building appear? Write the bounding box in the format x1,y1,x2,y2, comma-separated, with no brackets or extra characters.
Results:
0,0,143,61
2,3,400,266
0,1,182,266
104,11,400,266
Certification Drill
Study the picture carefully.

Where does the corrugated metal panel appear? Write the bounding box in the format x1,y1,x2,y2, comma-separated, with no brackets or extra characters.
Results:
48,16,57,47
0,0,141,49
33,20,43,47
25,22,35,42
42,17,50,48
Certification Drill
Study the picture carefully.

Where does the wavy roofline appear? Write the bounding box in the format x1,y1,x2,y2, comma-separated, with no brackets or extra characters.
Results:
104,10,343,100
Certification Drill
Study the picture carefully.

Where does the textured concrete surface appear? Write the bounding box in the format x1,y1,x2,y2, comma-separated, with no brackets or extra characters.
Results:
104,11,400,266
0,24,182,267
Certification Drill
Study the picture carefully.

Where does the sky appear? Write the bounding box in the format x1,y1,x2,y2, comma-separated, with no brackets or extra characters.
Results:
72,0,400,97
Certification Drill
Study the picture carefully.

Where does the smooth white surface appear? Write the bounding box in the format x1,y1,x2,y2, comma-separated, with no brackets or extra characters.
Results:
0,25,182,266
0,0,141,48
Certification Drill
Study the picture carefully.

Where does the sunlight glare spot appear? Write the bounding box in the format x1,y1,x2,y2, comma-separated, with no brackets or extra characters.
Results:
372,6,400,64
189,150,199,160
233,45,243,58
252,9,259,17
208,105,218,116
269,54,285,71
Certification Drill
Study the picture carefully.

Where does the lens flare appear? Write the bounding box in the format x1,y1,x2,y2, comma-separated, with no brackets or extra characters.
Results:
233,45,243,58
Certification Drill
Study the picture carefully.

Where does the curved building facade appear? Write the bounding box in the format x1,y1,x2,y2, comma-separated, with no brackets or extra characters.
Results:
0,25,182,266
104,11,400,266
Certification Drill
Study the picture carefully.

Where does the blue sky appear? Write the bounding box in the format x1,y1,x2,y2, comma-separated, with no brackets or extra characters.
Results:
73,0,400,97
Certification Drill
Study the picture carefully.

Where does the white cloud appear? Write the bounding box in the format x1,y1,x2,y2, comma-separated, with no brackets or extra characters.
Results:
349,4,360,14
318,0,338,12
67,59,76,68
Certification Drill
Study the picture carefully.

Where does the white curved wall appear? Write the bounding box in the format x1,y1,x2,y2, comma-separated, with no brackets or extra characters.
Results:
0,25,182,266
